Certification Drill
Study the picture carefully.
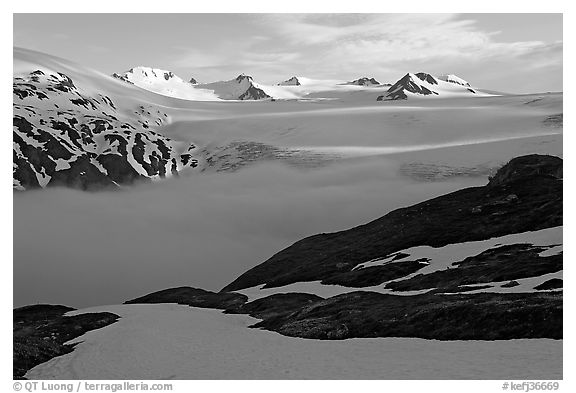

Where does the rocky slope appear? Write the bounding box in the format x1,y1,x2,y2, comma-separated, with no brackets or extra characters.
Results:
125,287,247,311
245,291,561,340
13,69,200,190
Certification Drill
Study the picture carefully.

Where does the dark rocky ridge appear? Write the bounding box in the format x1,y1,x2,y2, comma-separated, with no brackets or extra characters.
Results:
278,76,301,86
234,75,271,100
225,293,323,320
125,286,248,311
222,154,562,292
381,73,439,100
13,305,118,379
535,278,563,291
379,72,477,100
320,259,428,288
247,291,562,340
343,77,381,86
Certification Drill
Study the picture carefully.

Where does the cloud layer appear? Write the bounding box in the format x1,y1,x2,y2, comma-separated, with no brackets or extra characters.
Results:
170,13,561,92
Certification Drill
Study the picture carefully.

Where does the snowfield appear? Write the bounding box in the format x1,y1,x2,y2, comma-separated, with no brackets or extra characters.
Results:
26,304,562,380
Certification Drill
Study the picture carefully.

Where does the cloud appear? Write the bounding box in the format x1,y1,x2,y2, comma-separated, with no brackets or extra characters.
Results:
161,14,561,90
254,14,562,80
14,160,477,308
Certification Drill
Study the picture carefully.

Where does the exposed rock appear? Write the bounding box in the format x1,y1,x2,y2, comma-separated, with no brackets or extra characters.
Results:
125,286,248,311
342,77,380,86
250,291,562,340
238,84,270,100
488,154,562,187
320,260,428,287
384,73,439,100
415,72,438,85
534,278,563,291
502,280,520,288
225,293,323,320
278,76,301,86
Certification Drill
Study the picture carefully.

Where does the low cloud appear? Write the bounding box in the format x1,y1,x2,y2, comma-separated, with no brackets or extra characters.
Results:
13,160,479,308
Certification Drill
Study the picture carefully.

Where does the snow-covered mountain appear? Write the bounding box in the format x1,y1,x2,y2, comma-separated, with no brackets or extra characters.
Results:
438,74,471,87
278,76,301,86
380,72,485,100
13,49,200,190
198,74,272,100
112,67,219,101
342,77,382,86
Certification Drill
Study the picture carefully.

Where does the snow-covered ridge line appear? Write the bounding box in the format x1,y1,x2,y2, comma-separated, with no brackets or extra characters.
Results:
13,67,200,190
381,72,493,101
113,67,220,101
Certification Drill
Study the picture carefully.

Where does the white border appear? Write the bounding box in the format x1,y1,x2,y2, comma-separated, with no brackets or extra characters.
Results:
2,2,572,391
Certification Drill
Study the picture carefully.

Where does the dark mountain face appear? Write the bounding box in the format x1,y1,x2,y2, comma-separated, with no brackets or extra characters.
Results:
415,72,438,85
238,84,271,100
384,73,439,100
13,70,199,191
231,74,271,100
278,76,301,86
488,154,562,186
125,287,248,311
344,77,381,86
222,154,562,292
235,74,253,83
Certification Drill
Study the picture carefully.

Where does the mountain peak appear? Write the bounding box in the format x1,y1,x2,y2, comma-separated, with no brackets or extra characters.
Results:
235,74,253,83
278,76,301,86
198,74,271,100
343,77,381,86
378,72,480,101
115,66,178,82
111,67,217,100
414,72,438,85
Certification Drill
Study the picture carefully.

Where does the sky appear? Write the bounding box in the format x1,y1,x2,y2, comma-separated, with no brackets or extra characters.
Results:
14,13,562,96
